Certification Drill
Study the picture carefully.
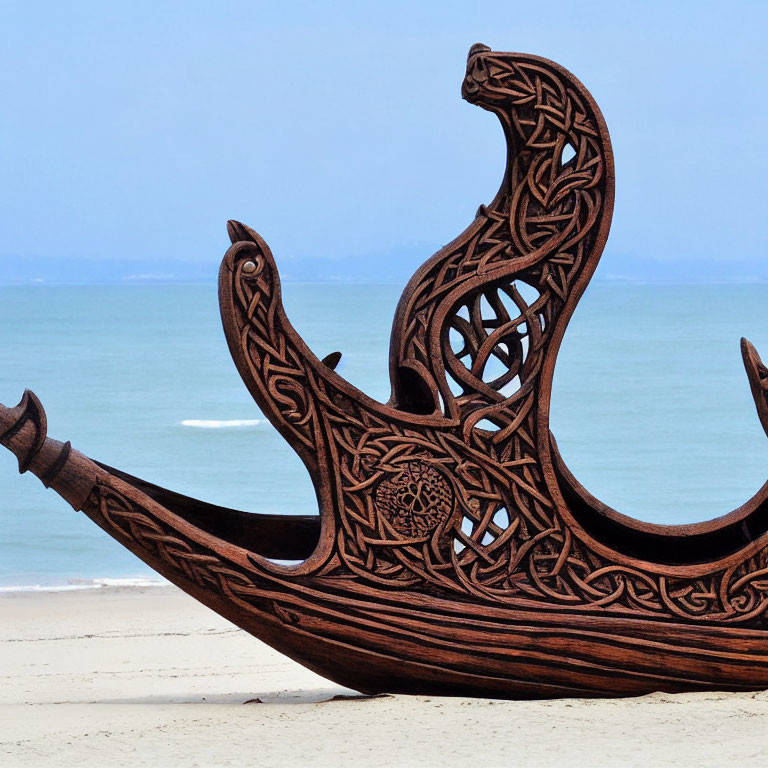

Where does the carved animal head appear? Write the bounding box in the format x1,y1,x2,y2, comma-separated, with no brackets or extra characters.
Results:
461,42,552,112
220,220,277,309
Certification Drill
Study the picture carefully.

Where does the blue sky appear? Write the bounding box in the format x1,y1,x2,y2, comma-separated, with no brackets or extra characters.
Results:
2,1,768,282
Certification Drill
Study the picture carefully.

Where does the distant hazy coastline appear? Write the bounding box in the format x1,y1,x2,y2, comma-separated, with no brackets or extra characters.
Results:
4,253,768,285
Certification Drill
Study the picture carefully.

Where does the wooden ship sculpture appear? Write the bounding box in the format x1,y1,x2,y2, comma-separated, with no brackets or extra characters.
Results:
4,44,768,700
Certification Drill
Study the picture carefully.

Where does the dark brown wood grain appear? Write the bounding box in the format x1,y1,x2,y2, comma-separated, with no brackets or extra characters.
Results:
4,44,768,699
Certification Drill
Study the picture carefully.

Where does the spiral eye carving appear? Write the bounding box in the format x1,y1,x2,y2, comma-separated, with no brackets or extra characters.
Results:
240,254,264,278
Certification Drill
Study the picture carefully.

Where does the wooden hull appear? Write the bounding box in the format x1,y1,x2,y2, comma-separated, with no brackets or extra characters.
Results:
2,390,768,699
83,471,768,699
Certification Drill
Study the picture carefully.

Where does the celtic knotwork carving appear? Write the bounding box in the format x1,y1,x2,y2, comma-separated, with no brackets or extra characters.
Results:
375,461,454,538
209,49,768,630
91,484,254,594
445,283,538,398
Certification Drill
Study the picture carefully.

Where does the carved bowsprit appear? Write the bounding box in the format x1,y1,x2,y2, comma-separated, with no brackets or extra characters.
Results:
4,45,768,699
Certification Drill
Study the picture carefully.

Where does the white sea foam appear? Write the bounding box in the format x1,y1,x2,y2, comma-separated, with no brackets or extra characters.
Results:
181,419,262,429
0,577,169,594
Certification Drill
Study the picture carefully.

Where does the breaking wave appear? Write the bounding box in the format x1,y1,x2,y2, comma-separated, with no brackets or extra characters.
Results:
181,419,263,429
0,577,170,593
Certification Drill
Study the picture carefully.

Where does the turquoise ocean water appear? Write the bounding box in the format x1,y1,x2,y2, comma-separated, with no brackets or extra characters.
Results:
2,282,768,589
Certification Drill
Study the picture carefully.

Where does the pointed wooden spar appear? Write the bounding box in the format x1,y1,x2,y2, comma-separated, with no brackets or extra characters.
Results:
0,392,321,562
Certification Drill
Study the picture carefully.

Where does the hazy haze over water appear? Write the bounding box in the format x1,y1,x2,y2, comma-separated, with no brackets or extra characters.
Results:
2,1,768,283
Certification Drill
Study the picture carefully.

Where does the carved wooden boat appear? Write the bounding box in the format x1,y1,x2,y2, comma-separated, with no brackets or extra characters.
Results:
5,44,768,700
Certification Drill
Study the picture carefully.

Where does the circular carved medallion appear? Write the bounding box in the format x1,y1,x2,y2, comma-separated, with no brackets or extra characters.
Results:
375,461,454,537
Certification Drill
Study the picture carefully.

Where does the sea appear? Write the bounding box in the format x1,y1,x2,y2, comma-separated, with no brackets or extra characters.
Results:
2,281,768,590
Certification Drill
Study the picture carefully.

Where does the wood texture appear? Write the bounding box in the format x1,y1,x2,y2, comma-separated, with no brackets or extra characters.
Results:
4,44,768,699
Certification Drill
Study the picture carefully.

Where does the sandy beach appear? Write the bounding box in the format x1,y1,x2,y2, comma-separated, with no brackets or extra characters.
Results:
1,585,768,767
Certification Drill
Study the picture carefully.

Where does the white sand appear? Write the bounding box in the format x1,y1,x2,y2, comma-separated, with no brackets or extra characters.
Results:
2,585,768,767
